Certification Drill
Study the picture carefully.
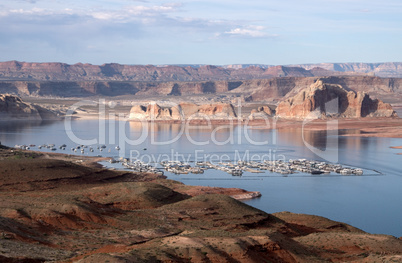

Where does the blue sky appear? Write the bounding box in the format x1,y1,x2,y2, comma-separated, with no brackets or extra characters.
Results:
1,0,401,65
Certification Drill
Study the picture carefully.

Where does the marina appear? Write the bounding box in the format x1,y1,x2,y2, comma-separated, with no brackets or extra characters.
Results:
14,143,367,177
159,159,365,176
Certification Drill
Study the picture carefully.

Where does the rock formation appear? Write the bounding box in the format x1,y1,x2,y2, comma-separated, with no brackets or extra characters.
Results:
196,103,237,119
248,106,275,120
0,94,60,121
129,103,182,121
129,102,237,121
276,80,397,119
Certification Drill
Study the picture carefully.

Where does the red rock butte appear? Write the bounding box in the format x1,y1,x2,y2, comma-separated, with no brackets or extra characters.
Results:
276,79,397,119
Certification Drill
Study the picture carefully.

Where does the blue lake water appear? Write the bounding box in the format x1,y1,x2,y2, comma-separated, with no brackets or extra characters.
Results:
0,119,401,237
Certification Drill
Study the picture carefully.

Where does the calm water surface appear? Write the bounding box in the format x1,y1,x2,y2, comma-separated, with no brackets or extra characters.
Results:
0,120,401,237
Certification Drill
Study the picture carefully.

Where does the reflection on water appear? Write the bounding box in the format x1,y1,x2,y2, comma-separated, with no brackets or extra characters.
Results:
0,120,59,146
0,120,401,237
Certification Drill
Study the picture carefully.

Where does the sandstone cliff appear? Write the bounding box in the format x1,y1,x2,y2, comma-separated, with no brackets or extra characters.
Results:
276,80,397,119
129,102,237,121
0,94,60,121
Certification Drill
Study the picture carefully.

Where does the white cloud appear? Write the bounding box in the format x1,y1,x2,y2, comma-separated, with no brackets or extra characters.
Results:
224,25,275,38
0,2,183,21
9,7,49,15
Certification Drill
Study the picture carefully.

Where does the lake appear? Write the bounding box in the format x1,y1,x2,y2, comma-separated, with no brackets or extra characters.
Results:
0,119,401,237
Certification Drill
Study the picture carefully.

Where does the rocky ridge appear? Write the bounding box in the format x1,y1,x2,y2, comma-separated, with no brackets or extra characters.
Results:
0,61,359,82
276,79,397,119
0,94,60,121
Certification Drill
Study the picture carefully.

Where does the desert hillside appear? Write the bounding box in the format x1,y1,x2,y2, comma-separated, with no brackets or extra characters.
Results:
0,146,401,262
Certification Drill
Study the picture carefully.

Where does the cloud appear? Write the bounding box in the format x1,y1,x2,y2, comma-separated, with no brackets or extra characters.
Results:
223,25,276,38
0,2,233,38
0,1,283,64
90,3,183,21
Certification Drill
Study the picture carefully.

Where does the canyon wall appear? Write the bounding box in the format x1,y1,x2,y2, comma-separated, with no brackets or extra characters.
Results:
3,61,400,82
1,76,402,103
0,61,330,82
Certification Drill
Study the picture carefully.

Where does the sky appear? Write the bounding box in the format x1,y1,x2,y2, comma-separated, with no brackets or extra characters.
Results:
0,0,401,65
